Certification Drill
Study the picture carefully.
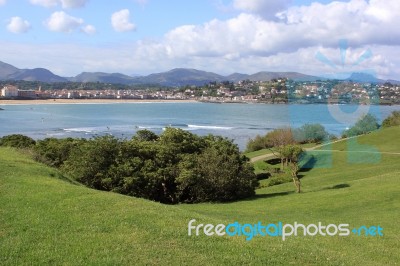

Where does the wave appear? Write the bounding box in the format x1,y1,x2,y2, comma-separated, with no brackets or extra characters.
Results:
46,132,66,137
64,127,96,133
62,124,271,135
187,124,234,130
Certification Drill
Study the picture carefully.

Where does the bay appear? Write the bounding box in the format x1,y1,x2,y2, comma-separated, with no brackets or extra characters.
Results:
0,102,399,150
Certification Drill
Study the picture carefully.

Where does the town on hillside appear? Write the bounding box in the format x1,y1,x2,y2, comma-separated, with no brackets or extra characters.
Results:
1,79,399,105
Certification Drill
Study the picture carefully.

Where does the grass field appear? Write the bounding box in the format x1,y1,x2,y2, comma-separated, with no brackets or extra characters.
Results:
1,127,399,265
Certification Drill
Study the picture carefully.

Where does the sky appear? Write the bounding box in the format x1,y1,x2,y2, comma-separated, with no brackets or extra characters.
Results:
0,0,399,80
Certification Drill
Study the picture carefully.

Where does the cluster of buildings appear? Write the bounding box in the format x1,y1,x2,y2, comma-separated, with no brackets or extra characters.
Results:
1,85,37,99
39,88,190,100
1,79,399,104
286,81,400,104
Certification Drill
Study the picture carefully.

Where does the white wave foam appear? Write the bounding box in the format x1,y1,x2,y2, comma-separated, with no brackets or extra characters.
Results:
187,124,233,130
63,127,95,133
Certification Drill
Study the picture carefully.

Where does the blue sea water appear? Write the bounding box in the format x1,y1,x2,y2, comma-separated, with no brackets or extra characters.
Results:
0,102,399,150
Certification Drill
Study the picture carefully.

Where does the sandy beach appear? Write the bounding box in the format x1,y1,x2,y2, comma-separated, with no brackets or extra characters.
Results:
0,99,199,105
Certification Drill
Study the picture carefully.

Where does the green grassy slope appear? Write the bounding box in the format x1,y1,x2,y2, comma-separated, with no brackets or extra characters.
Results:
1,127,400,265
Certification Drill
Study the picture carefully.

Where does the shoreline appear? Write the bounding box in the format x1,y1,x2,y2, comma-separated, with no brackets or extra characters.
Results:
0,98,399,106
0,99,199,105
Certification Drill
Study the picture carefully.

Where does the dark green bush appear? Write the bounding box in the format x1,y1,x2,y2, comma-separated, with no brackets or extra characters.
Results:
342,114,379,137
34,138,86,168
176,136,258,202
132,129,159,142
382,111,400,128
0,134,35,149
62,136,121,191
246,128,295,152
246,134,267,152
293,123,329,144
58,129,258,204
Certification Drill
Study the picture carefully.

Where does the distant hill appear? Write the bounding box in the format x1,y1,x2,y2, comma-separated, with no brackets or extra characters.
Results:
224,73,250,82
0,61,67,82
8,68,67,82
247,71,321,82
0,61,20,79
132,68,225,86
346,72,384,83
69,72,136,84
0,60,398,86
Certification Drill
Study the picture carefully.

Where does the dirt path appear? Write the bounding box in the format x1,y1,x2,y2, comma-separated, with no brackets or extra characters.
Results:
249,136,400,163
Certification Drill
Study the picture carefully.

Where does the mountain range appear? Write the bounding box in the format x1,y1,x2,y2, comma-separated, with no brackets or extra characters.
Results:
0,60,395,86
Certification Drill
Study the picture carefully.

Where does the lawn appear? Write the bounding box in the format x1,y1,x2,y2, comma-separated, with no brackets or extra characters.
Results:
1,127,399,265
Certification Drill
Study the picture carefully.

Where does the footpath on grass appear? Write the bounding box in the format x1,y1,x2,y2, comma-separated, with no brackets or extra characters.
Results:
247,136,396,163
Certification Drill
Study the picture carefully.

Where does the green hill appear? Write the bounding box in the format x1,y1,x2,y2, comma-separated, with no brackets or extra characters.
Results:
1,127,399,265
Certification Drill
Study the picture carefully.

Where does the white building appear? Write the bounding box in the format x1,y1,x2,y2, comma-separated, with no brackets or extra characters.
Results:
1,85,19,97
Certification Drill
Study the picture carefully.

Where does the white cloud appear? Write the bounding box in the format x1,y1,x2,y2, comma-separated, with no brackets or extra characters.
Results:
153,0,400,60
30,0,88,8
111,9,136,32
82,24,96,35
7,17,31,33
44,11,84,33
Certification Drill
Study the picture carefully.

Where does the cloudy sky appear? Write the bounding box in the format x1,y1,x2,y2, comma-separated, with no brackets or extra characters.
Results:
0,0,399,79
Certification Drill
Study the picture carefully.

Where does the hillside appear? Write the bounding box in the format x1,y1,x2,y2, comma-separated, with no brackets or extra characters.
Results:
0,127,399,265
0,61,19,79
69,72,136,84
8,68,67,82
132,68,225,86
0,61,67,82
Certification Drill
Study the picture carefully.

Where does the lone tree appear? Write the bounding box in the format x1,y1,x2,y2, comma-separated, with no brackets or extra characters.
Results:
284,145,304,193
266,128,296,169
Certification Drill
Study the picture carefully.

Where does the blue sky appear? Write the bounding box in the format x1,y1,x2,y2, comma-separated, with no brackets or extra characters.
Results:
0,0,399,79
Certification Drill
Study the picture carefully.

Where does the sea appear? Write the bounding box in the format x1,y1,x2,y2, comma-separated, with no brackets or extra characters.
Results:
0,102,399,150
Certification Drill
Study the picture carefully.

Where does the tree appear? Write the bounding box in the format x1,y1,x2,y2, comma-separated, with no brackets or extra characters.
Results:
266,128,296,169
382,111,400,128
284,145,303,193
176,136,258,202
0,134,35,149
265,128,295,148
246,134,267,152
342,114,379,137
62,136,120,190
132,129,159,142
34,138,85,168
293,123,329,144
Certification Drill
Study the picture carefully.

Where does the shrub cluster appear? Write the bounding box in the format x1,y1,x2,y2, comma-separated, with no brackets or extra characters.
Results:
246,124,330,152
293,124,330,144
342,114,379,137
382,111,400,128
0,134,36,149
23,129,258,204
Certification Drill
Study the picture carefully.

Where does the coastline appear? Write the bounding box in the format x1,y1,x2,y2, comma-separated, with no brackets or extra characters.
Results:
0,99,199,105
0,98,399,106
